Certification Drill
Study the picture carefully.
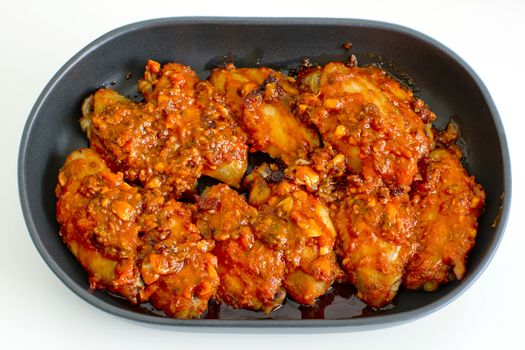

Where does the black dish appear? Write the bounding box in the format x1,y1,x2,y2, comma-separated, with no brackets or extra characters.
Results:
18,17,511,328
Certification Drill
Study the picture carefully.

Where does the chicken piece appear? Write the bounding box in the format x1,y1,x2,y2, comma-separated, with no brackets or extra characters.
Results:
144,250,219,318
80,82,202,196
335,190,416,308
197,184,285,313
194,81,248,187
141,61,249,187
80,61,249,195
57,148,218,318
298,62,435,192
404,147,485,291
246,166,342,305
213,239,285,313
138,193,220,318
55,148,144,302
210,65,320,164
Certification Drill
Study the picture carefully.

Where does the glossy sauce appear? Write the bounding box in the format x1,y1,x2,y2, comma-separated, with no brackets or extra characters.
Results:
133,283,370,320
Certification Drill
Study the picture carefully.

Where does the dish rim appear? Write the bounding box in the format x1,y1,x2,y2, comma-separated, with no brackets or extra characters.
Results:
18,16,511,329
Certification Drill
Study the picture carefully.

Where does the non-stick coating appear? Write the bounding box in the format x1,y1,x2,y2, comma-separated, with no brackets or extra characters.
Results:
18,17,510,328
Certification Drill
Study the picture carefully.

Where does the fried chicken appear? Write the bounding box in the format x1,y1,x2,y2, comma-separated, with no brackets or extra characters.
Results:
297,62,435,193
197,184,286,313
210,65,320,164
246,165,342,305
80,60,248,196
56,148,144,301
404,147,486,291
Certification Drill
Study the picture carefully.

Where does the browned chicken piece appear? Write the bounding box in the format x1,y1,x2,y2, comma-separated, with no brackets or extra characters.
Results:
404,147,485,291
80,64,203,197
55,148,144,302
80,60,248,196
194,81,248,187
246,165,342,305
144,252,218,318
138,193,219,318
298,62,435,192
140,61,248,187
335,190,416,308
197,184,286,313
210,64,320,164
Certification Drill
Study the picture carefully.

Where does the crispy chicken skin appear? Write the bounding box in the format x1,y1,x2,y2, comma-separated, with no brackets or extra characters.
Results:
335,190,416,308
80,60,248,195
210,65,320,164
298,62,435,192
246,165,342,305
404,147,486,291
197,184,286,313
56,148,144,302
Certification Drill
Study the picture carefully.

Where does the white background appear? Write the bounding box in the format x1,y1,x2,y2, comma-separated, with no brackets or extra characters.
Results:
2,0,524,349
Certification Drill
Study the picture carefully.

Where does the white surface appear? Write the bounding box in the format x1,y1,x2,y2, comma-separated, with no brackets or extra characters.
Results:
2,0,524,349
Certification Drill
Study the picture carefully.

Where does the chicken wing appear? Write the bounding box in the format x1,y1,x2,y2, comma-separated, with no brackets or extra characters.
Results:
81,79,202,196
210,65,320,164
246,166,342,305
140,61,248,187
298,62,435,192
335,190,416,308
138,193,220,318
197,184,285,313
404,147,485,291
80,60,248,196
56,148,144,302
194,81,248,187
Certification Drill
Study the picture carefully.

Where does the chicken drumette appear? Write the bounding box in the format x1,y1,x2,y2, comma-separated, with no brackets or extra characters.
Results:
335,189,416,308
56,148,144,301
246,165,342,305
404,146,486,291
197,184,286,313
297,62,435,192
210,64,320,164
